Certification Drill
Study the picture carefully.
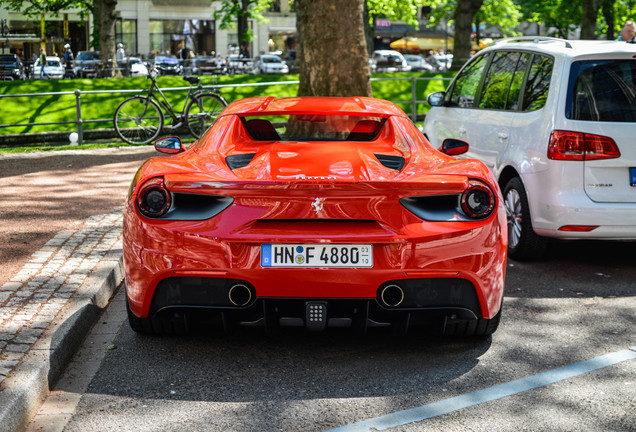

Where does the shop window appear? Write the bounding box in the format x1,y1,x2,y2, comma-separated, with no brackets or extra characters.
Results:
149,20,215,56
268,1,281,12
116,19,137,54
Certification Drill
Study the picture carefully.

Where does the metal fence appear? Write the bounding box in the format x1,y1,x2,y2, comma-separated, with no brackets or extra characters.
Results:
0,76,451,146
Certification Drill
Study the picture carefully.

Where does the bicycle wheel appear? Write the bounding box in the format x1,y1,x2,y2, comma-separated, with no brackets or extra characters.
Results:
114,96,164,145
185,93,227,139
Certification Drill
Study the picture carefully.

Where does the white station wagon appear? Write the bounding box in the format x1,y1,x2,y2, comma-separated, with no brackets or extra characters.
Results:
424,37,636,260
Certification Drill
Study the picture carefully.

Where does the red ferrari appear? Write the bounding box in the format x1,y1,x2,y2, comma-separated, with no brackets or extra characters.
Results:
123,96,507,336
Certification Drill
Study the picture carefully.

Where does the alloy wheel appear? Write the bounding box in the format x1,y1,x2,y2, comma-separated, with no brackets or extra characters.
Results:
505,188,522,248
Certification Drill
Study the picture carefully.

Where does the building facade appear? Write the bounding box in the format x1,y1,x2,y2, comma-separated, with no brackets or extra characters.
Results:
0,0,297,60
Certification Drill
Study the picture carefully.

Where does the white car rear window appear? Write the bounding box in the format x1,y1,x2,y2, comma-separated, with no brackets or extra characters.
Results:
567,60,636,122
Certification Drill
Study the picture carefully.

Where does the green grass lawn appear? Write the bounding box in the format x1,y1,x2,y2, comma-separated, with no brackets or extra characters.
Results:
0,71,453,136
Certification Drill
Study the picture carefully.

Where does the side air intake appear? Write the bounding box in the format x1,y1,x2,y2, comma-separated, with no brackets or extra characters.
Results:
374,154,405,171
226,153,256,170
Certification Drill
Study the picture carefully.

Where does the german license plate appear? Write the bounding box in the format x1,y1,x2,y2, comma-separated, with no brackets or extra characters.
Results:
630,167,636,186
261,244,373,268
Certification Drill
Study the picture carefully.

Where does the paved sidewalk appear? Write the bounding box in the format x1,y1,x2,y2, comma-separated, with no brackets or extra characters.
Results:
0,210,126,432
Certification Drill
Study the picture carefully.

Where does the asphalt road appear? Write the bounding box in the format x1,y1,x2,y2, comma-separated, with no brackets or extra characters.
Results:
27,240,636,432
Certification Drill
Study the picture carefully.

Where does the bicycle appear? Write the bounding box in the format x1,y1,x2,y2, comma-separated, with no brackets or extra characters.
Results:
113,68,228,145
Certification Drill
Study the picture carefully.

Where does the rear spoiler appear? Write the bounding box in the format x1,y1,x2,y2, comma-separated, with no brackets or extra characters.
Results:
163,177,472,197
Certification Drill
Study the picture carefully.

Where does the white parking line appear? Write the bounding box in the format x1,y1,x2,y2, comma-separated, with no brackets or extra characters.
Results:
328,347,636,432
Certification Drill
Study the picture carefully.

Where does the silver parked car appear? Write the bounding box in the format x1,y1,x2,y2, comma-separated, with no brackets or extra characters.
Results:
404,54,435,72
252,55,289,74
370,50,411,73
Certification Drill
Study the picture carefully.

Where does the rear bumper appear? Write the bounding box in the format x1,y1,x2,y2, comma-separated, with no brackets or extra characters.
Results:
124,230,506,323
144,276,484,332
530,191,636,239
524,164,636,239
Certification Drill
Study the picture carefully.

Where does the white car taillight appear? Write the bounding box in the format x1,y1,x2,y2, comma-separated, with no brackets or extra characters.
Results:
547,130,620,161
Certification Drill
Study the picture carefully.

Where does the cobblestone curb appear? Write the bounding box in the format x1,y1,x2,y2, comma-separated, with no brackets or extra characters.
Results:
0,210,125,432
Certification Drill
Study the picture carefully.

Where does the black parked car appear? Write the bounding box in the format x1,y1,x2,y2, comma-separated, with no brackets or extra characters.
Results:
0,54,26,80
74,51,104,78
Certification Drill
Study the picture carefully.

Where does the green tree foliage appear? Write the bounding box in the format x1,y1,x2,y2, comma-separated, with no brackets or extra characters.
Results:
0,0,77,15
367,0,425,28
426,0,521,38
425,0,521,69
597,0,636,39
484,0,635,39
213,0,272,54
363,0,425,55
509,0,636,39
517,0,582,38
477,0,522,37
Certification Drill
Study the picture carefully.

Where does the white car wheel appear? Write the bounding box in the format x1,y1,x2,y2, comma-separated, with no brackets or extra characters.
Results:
503,177,548,261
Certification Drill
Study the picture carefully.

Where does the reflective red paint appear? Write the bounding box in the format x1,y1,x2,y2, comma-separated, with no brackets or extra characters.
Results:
123,97,508,335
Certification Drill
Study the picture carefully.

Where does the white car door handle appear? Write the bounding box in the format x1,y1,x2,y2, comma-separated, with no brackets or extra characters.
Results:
498,132,509,140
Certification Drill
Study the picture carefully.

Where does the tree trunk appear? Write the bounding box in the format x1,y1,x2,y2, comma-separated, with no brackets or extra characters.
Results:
296,0,372,97
97,0,118,75
238,0,250,56
601,0,614,40
474,16,481,47
363,1,374,56
452,0,483,71
581,0,600,39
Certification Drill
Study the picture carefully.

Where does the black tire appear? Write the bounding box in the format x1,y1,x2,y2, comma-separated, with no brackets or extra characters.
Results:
185,93,227,138
503,177,548,261
114,96,164,145
126,291,188,335
442,308,502,338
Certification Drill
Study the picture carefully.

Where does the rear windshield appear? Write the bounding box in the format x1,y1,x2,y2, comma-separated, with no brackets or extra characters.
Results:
567,60,636,122
77,52,99,60
156,56,178,64
241,115,386,141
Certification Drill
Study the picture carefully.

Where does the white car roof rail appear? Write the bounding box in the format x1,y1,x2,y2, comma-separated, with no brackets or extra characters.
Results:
493,36,573,49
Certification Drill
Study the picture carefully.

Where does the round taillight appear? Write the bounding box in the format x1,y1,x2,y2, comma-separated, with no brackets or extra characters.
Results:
136,178,171,218
461,180,495,219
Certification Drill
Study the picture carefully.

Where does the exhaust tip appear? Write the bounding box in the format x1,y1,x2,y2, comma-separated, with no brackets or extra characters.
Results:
380,284,404,307
229,284,252,307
